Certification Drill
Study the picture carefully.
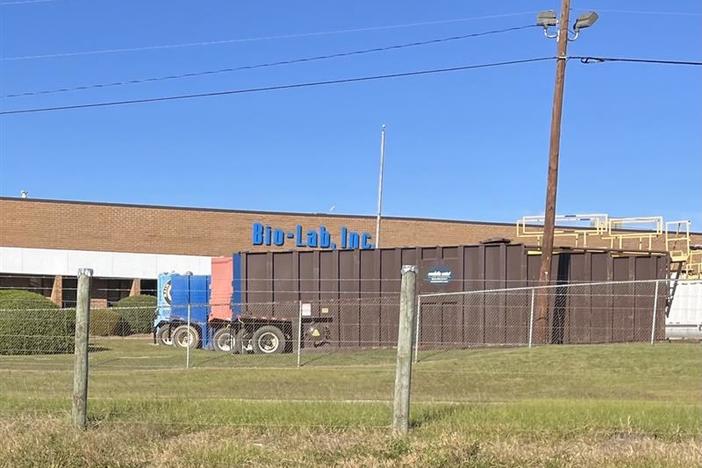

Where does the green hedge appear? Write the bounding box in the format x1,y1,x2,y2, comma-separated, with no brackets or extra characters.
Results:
114,295,156,335
90,308,130,336
0,290,75,355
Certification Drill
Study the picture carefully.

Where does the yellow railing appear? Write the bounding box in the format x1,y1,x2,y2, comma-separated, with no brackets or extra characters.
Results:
603,216,663,251
516,214,698,276
685,250,702,279
665,220,691,263
516,213,609,247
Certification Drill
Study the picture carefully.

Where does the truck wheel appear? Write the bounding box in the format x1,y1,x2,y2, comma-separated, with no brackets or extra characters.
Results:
213,328,238,353
155,326,173,346
172,325,200,349
252,326,285,354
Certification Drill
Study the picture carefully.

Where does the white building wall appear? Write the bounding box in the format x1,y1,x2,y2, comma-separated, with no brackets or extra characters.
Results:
0,247,211,279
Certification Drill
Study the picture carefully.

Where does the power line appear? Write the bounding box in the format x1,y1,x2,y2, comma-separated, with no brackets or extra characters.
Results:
589,8,702,17
0,0,56,5
4,25,537,98
2,11,537,61
0,57,554,115
573,56,702,66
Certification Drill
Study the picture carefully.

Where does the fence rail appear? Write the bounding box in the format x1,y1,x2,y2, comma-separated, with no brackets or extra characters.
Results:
413,279,699,361
1,277,700,431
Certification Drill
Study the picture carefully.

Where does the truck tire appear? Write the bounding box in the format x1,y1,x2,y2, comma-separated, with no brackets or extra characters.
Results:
155,326,173,346
172,325,200,349
213,328,238,353
252,325,285,354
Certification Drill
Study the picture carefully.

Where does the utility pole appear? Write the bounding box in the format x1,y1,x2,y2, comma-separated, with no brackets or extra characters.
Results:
375,124,387,249
533,0,571,344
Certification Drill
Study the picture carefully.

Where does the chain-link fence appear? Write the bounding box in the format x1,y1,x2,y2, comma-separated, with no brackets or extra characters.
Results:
410,279,702,409
415,279,677,359
0,293,405,428
1,278,700,430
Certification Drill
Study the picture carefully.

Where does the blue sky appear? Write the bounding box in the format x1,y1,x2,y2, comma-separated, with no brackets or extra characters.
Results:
1,0,700,228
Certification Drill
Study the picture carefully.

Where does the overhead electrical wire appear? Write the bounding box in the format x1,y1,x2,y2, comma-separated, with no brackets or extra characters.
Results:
0,0,56,5
0,57,555,115
588,8,702,17
2,11,537,61
573,56,702,66
4,25,538,98
3,55,698,116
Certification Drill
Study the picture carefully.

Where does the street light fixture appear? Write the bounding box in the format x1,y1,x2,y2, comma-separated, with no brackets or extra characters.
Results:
537,9,599,41
537,10,558,27
537,10,558,38
574,11,599,31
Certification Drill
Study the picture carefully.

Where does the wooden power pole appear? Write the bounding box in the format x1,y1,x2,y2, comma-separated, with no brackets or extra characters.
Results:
534,0,571,344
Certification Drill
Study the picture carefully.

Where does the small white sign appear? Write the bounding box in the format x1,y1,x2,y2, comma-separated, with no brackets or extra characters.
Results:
427,269,452,284
301,303,312,317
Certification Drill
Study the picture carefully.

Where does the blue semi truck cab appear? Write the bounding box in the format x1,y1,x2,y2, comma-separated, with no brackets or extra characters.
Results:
153,273,212,349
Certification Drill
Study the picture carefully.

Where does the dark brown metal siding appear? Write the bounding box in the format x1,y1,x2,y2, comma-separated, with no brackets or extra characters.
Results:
380,248,400,345
339,250,359,346
506,245,528,344
237,245,669,347
319,250,340,346
590,252,610,343
567,253,588,344
359,249,380,346
463,246,484,344
612,257,633,342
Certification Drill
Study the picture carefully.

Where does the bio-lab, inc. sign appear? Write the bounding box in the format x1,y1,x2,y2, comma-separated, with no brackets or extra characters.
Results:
252,223,374,250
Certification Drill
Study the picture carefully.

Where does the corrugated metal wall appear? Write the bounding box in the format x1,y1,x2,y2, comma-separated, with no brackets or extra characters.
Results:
235,243,669,346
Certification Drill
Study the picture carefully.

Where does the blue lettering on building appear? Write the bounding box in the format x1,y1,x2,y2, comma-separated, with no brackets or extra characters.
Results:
252,223,374,250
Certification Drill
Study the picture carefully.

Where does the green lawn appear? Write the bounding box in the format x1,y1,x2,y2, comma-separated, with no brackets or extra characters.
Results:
1,339,700,467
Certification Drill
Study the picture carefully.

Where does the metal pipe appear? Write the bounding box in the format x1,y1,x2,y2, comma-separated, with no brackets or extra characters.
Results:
186,303,191,369
528,288,535,348
375,125,386,249
650,281,660,345
419,278,669,299
414,295,422,363
297,300,303,368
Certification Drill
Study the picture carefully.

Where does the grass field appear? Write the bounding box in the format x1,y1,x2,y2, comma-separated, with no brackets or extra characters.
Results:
1,338,700,467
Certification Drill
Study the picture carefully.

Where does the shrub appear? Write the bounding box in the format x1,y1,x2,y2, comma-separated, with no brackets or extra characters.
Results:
114,295,156,335
0,290,74,355
89,308,130,336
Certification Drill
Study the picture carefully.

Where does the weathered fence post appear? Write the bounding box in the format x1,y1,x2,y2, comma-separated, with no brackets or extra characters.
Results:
650,280,660,345
72,268,92,430
393,265,416,434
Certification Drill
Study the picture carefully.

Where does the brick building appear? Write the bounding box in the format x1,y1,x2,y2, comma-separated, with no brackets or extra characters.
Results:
1,197,699,305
